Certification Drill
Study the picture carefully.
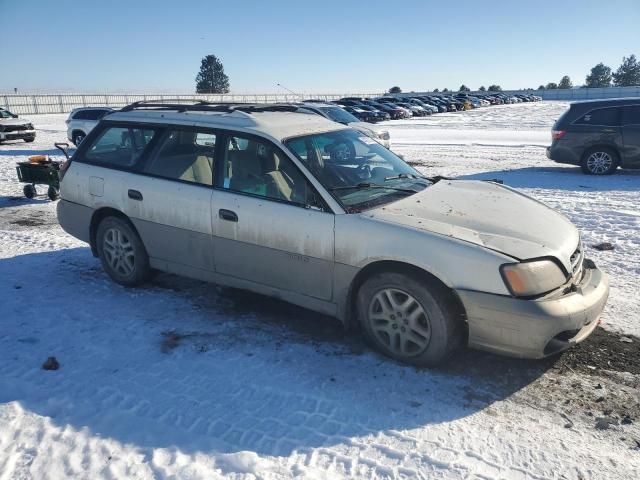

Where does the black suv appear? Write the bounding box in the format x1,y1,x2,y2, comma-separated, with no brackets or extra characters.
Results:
546,98,640,175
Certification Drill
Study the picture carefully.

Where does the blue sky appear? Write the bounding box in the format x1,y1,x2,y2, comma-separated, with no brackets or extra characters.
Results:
1,0,638,94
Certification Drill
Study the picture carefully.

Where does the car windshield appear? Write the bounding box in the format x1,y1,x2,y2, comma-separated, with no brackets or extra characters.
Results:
316,106,359,124
0,109,17,119
285,129,430,211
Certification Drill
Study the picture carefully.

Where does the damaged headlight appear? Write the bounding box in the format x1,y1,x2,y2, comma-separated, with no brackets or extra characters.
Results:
500,259,567,297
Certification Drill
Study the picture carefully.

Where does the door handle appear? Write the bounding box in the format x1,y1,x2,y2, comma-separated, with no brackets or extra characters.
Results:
128,189,143,201
219,209,238,222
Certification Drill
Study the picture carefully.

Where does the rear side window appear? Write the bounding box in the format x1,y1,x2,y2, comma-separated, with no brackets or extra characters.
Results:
144,129,216,185
622,106,640,125
72,109,110,120
84,126,157,167
573,107,621,127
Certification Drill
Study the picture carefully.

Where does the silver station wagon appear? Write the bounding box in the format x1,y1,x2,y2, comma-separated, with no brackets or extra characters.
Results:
57,101,609,366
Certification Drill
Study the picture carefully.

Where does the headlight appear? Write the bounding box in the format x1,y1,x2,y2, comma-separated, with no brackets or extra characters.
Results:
378,131,390,140
500,259,567,297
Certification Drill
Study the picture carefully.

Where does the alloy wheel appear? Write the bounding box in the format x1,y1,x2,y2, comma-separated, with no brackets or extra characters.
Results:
586,151,613,174
102,227,135,277
368,288,431,357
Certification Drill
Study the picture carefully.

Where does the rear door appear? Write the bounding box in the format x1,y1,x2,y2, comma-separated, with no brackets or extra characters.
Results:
125,127,218,274
570,106,623,153
621,105,640,167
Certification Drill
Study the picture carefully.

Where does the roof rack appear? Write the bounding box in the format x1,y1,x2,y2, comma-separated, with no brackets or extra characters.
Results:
119,99,299,114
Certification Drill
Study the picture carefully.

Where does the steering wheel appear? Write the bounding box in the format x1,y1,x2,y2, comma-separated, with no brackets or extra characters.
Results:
357,163,371,179
327,141,356,163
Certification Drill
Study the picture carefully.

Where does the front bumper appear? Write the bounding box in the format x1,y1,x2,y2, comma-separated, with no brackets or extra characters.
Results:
0,129,36,141
458,261,609,359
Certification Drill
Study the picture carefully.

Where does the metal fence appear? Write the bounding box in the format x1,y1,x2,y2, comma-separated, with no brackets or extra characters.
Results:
397,86,640,101
0,93,383,115
3,86,639,115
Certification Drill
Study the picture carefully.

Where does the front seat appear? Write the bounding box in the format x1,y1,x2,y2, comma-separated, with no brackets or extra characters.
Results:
262,151,295,201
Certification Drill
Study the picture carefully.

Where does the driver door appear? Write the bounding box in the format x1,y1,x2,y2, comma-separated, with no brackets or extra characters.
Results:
211,133,335,301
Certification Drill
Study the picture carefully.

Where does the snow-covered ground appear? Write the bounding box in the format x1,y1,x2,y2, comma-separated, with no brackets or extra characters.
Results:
1,103,639,479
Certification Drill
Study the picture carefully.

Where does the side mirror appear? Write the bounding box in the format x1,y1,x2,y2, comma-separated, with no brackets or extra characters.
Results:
398,154,405,160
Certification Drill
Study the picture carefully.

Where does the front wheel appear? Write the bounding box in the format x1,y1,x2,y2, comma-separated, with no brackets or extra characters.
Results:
96,216,151,287
47,186,59,201
357,272,462,367
23,184,36,199
581,147,619,175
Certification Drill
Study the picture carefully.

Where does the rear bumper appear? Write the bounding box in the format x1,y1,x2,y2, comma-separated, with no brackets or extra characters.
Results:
458,262,609,359
0,129,35,141
546,144,581,165
57,199,93,244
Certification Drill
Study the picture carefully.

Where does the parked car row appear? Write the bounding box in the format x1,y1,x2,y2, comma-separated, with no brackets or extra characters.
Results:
302,92,542,122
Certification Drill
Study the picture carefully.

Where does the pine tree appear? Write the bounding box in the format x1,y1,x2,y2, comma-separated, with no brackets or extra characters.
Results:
558,76,573,89
585,63,612,88
612,55,640,87
459,84,471,92
433,88,440,92
195,55,230,94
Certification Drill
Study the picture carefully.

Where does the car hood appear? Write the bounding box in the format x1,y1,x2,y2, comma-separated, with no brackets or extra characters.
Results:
348,121,381,136
0,118,31,126
365,180,579,272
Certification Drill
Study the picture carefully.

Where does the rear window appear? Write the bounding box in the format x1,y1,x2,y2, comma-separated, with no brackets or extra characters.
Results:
573,107,621,127
84,126,157,167
73,109,109,120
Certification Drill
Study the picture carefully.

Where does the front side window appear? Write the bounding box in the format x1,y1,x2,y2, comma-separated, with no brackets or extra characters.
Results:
143,129,216,185
574,107,621,126
84,126,156,167
0,109,17,119
286,129,429,210
222,134,316,206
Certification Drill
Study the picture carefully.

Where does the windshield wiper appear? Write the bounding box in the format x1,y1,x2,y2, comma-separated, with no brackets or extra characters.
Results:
383,173,429,182
329,182,419,194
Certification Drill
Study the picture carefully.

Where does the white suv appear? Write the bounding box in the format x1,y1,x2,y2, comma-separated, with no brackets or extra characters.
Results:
56,101,608,366
66,107,114,145
0,108,36,143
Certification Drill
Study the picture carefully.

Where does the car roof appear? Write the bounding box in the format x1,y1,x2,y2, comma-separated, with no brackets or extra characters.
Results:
570,97,640,108
106,108,347,141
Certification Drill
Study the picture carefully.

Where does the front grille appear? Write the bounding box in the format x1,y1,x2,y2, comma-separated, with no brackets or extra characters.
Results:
4,125,29,132
569,241,584,280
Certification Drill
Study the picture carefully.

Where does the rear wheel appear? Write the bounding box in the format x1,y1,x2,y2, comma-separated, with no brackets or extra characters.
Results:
581,147,619,175
96,216,151,287
357,272,462,367
72,132,86,146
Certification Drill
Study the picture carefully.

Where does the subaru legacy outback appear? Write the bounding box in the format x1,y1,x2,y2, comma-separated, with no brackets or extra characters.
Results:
57,101,609,366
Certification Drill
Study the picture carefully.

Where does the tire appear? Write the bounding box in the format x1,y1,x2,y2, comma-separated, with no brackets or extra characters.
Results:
581,147,619,175
47,186,59,201
96,216,151,287
23,184,36,199
72,132,86,146
24,137,35,143
357,272,462,367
